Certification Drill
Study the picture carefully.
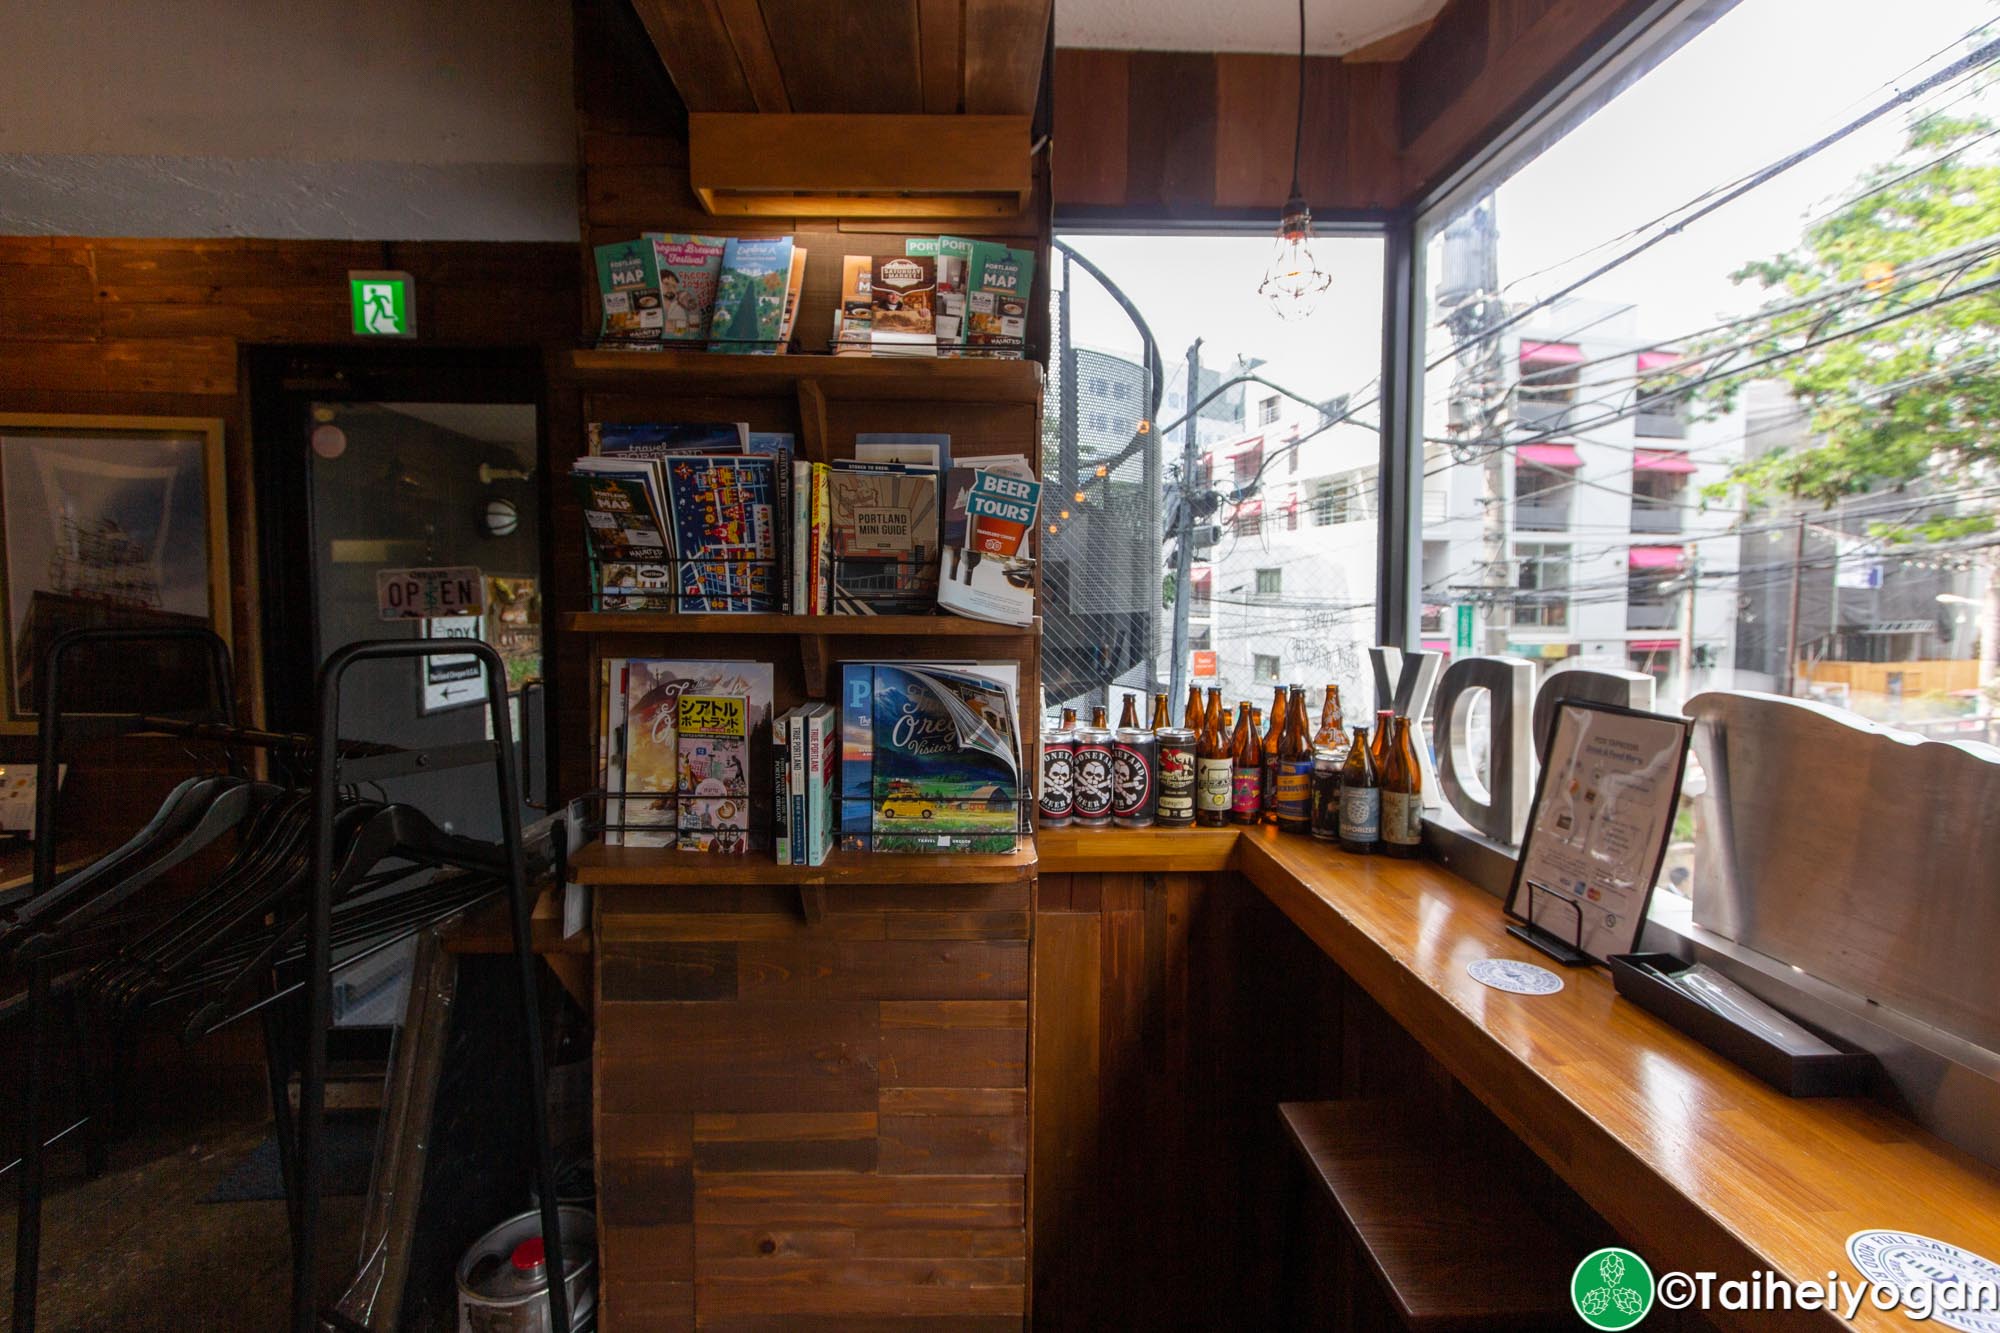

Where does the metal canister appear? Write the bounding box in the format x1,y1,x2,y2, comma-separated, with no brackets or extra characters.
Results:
457,1206,597,1332
1038,722,1075,827
1072,720,1115,827
1310,748,1343,842
1154,727,1197,827
1111,724,1158,828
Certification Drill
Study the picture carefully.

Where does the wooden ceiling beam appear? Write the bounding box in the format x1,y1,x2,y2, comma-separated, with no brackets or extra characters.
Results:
918,0,964,113
628,0,756,113
717,0,791,111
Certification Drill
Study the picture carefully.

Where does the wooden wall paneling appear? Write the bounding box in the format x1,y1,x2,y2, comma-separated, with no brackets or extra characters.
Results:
629,0,759,113
758,0,925,114
1124,53,1220,217
1049,49,1129,208
918,0,964,113
963,0,1052,115
717,0,792,111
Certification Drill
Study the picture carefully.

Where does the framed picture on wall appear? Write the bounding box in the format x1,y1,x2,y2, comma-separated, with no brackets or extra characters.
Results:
0,414,231,732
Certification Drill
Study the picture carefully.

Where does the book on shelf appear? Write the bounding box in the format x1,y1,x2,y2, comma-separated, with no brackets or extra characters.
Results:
870,254,938,358
676,693,750,853
662,455,779,613
599,659,774,849
840,661,1022,853
938,466,1042,627
590,421,747,455
593,238,669,346
709,236,796,354
928,235,977,356
835,255,873,354
774,708,793,865
572,460,670,564
777,246,808,349
644,234,727,343
776,701,836,865
827,461,939,614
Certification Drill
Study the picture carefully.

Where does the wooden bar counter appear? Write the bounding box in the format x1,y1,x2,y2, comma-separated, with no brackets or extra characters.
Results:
590,824,2000,1331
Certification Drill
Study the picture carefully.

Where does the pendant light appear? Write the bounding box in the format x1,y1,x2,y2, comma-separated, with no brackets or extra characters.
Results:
1258,0,1334,320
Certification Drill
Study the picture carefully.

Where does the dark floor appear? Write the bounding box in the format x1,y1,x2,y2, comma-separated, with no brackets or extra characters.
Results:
0,1102,363,1332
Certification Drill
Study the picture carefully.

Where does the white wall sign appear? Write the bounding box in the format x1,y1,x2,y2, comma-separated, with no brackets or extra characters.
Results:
419,614,486,714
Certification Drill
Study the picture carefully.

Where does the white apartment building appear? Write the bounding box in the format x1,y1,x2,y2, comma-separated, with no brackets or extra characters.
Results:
1198,299,1745,714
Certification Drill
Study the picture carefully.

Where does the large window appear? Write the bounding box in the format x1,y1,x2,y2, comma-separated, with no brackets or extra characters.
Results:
1043,233,1384,717
1413,0,2000,896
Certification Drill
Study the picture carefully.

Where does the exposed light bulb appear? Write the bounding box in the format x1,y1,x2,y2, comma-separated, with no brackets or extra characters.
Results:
1259,193,1333,321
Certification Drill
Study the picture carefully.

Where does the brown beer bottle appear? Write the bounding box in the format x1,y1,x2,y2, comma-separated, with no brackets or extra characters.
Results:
1338,724,1380,854
1204,686,1223,737
1381,715,1423,858
1183,685,1205,731
1196,702,1234,827
1150,692,1171,731
1274,684,1315,833
1259,684,1287,823
1369,709,1394,767
1230,703,1261,825
1118,696,1140,731
1314,684,1345,749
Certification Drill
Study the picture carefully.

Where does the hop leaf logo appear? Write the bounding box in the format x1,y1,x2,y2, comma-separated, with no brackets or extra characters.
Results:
1571,1248,1654,1330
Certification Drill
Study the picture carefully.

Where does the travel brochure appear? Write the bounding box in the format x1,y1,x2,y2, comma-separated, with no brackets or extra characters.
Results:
593,232,1033,358
578,425,1039,623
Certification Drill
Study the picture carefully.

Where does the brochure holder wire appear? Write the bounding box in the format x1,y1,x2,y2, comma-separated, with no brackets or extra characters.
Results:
1506,883,1592,967
581,790,1035,857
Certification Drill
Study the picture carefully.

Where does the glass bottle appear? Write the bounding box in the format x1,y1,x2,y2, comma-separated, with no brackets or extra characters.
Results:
1369,709,1394,768
1196,702,1234,827
1338,724,1379,854
1381,715,1424,858
1184,684,1205,733
1229,702,1262,825
1204,686,1223,738
1260,684,1287,823
1274,685,1315,833
1314,684,1345,750
1155,692,1197,828
1150,692,1171,732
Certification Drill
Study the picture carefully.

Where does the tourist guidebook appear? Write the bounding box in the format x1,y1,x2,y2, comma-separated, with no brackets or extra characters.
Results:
870,254,938,356
709,236,795,353
869,664,1021,852
605,659,773,849
828,464,939,613
676,693,751,853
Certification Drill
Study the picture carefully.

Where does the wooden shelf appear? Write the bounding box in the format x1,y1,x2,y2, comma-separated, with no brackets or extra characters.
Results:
1037,824,1242,874
565,611,1037,638
1279,1100,1577,1330
569,348,1044,402
571,839,1037,886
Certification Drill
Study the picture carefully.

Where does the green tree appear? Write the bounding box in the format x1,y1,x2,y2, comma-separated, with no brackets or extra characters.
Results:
1693,111,2000,696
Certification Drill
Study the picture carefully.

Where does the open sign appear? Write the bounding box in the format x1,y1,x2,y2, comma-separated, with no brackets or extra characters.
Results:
376,566,485,621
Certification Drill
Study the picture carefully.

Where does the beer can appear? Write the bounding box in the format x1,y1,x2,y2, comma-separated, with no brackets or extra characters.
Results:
457,1206,597,1332
1154,728,1196,827
1310,748,1343,842
1038,726,1075,826
1111,727,1158,828
1072,726,1115,827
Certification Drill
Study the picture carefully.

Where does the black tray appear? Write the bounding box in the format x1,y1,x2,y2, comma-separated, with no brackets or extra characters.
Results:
1608,953,1878,1098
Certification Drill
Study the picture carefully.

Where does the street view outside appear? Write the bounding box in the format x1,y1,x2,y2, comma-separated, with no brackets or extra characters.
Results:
1043,0,2000,885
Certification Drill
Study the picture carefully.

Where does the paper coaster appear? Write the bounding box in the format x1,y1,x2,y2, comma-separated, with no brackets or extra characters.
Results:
1848,1231,2000,1333
1467,958,1564,995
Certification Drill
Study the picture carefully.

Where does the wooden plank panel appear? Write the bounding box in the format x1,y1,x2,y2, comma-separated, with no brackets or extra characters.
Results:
597,940,738,1001
0,259,99,340
962,0,1051,115
879,999,1025,1028
696,1172,1025,1229
0,339,236,396
718,0,792,111
879,1020,1026,1088
607,910,887,943
632,0,759,112
694,1112,881,1172
883,909,1030,940
735,940,1028,1000
758,0,924,113
1029,909,1100,1323
699,1319,1022,1333
1050,50,1129,207
606,1278,696,1331
599,1001,879,1112
851,1228,1026,1258
878,1087,1026,1117
1124,52,1217,215
879,1114,1027,1175
916,0,962,115
597,1112,697,1283
697,1258,1025,1316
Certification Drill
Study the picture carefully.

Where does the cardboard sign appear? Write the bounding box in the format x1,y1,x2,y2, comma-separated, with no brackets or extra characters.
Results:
377,566,484,621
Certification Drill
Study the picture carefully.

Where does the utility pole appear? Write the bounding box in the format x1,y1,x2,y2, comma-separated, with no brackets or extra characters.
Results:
1783,514,1806,696
1678,542,1697,706
1168,339,1203,708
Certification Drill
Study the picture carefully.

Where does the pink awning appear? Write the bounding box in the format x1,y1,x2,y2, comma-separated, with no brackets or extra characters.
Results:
1517,443,1583,467
1235,500,1262,517
1628,639,1679,652
1637,350,1682,372
1227,435,1264,456
1628,546,1685,570
1634,448,1697,474
1520,341,1582,363
1421,639,1452,654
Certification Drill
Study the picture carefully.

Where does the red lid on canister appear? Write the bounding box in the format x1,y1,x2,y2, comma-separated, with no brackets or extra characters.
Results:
510,1237,546,1272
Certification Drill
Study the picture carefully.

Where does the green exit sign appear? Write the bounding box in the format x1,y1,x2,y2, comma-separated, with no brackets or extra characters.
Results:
349,270,415,337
